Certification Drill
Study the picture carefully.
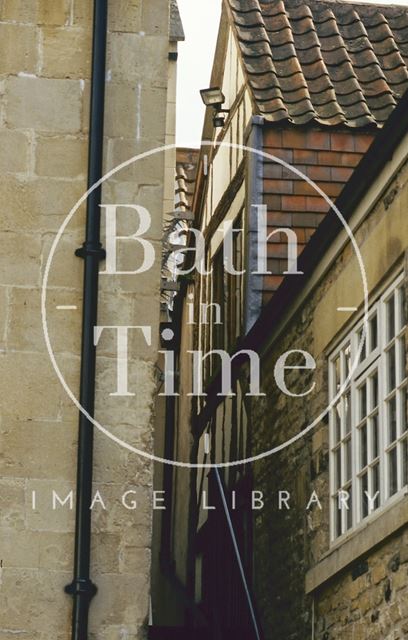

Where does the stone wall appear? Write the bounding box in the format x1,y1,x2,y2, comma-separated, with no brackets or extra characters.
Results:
316,530,408,640
250,150,408,639
0,1,171,638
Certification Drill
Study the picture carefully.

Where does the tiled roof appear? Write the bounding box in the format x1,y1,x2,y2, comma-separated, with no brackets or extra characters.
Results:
161,149,199,309
227,0,408,126
175,148,199,211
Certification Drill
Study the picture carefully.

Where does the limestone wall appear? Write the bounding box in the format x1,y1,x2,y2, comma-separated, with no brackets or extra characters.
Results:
0,1,171,638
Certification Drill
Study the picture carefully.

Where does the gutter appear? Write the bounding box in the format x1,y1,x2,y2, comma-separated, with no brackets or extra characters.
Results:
64,2,108,639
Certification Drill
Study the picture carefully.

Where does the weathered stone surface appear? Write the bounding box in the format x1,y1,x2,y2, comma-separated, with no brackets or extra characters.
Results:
97,240,162,296
0,286,8,348
105,137,166,186
0,175,86,234
104,83,142,139
118,545,151,576
37,0,71,26
0,568,72,634
5,77,82,133
34,287,83,355
89,484,152,535
1,420,77,481
81,78,90,132
91,626,147,640
41,27,91,79
72,0,93,26
0,0,37,23
7,287,49,352
35,135,88,178
41,231,84,290
89,573,150,628
109,33,168,86
109,0,142,32
142,0,170,36
0,232,41,286
0,0,171,637
95,291,162,360
0,129,30,174
0,529,72,571
0,479,25,531
0,23,38,75
0,351,63,420
139,87,168,142
91,532,121,574
25,479,77,533
94,356,158,427
39,531,74,571
0,177,42,232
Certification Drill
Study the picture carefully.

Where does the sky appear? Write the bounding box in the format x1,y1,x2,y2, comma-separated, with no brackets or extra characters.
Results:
175,0,408,149
176,0,222,148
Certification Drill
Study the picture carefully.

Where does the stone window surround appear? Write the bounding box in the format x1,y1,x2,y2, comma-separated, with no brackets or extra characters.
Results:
306,269,408,594
305,489,408,594
328,271,407,540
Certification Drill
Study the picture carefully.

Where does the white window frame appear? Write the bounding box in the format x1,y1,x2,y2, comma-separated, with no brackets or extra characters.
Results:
329,271,407,543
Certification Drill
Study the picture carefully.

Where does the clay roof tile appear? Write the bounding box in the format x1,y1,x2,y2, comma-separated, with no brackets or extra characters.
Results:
226,0,408,126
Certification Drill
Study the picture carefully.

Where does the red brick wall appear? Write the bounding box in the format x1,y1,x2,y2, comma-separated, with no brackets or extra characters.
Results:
262,127,375,305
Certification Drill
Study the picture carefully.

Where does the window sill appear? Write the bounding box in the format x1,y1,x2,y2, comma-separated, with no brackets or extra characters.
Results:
305,493,408,594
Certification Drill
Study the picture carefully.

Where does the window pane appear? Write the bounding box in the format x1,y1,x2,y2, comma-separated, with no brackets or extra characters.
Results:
359,384,367,420
345,438,351,481
370,372,378,410
358,328,366,362
387,345,396,392
388,396,397,444
334,499,342,538
346,486,353,530
330,277,407,540
403,439,408,487
372,463,380,511
361,473,368,518
344,345,351,379
334,403,341,442
370,314,378,352
401,388,408,435
360,424,368,469
387,296,396,342
398,286,406,331
399,337,406,383
345,392,351,435
370,414,379,460
334,356,341,392
389,447,398,496
334,448,341,489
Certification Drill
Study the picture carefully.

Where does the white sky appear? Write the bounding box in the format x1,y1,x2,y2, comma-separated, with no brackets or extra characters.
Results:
175,0,408,149
176,0,222,148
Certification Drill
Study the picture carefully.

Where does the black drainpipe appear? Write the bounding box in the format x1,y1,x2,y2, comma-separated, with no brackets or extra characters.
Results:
64,2,108,639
